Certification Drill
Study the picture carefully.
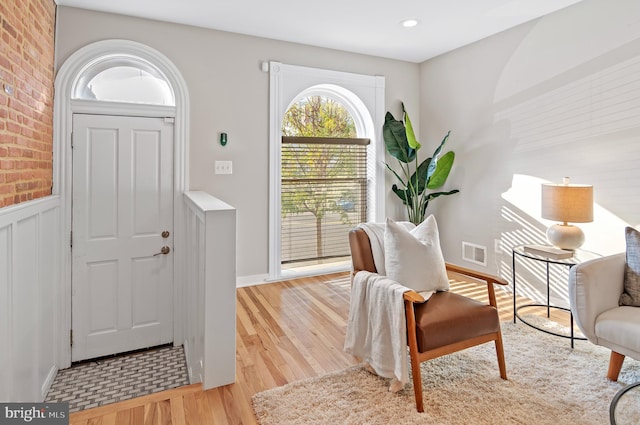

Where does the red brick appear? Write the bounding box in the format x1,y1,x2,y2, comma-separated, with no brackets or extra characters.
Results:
0,160,15,170
0,55,10,71
6,121,21,133
8,147,21,157
2,19,18,38
20,126,33,138
15,182,33,191
5,172,19,182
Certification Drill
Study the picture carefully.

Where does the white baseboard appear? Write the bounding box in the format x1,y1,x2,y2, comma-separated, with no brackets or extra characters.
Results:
236,263,350,288
41,365,58,402
236,274,271,288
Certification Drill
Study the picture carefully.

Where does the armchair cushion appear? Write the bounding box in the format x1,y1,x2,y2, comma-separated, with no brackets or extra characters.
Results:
620,226,640,306
414,291,500,353
595,306,640,356
384,216,449,294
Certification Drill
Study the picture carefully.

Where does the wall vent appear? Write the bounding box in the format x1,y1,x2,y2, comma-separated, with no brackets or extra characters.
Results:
462,242,487,266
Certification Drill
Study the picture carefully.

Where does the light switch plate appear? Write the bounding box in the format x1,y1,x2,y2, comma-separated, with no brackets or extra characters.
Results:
214,160,232,174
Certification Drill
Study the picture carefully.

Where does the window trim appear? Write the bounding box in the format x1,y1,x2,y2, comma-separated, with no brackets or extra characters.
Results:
268,62,385,280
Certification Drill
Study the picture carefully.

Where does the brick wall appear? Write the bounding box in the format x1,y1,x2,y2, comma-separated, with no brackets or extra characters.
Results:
0,0,55,208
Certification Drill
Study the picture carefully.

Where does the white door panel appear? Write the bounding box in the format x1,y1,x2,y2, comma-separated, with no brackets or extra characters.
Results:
72,114,174,362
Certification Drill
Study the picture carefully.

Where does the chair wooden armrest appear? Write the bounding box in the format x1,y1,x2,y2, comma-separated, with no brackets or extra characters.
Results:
403,290,427,304
445,262,509,286
445,262,507,308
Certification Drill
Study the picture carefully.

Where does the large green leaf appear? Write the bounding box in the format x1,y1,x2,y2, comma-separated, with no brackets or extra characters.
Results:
426,151,455,189
383,112,415,163
402,103,421,150
407,157,432,195
426,131,451,178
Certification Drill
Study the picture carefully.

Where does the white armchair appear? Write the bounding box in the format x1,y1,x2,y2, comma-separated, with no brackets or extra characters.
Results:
569,253,640,380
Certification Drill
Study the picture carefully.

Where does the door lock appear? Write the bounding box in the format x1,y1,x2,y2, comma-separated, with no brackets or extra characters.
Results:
153,246,171,256
161,231,170,238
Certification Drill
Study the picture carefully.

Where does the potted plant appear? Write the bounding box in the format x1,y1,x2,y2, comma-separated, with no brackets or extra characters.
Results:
383,104,459,224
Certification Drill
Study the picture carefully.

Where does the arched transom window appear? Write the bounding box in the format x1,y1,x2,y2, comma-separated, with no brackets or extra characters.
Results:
73,55,174,106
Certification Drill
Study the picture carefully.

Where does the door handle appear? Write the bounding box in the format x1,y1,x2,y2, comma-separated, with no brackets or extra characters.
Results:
161,231,170,238
153,246,171,256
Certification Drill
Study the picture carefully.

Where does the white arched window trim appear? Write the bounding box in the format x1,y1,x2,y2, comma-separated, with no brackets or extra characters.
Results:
268,62,385,280
53,39,190,368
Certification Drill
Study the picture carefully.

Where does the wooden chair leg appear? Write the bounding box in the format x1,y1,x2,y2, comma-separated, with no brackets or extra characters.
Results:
409,347,423,413
405,300,424,413
607,351,625,381
494,331,507,380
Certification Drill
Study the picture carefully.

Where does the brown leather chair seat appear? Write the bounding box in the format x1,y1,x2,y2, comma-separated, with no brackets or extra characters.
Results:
414,291,500,353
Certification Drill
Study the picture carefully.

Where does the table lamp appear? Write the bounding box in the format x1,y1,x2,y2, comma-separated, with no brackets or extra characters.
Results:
541,177,593,250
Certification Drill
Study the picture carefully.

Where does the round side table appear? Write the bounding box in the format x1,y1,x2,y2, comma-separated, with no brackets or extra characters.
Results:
511,244,600,348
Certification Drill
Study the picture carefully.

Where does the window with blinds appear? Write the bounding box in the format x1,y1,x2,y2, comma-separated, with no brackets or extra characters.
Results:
281,136,369,264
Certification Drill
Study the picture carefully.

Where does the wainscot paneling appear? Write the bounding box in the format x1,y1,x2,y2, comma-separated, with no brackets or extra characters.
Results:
0,196,61,401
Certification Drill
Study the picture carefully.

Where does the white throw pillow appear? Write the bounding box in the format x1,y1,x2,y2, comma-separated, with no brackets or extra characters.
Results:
384,216,449,293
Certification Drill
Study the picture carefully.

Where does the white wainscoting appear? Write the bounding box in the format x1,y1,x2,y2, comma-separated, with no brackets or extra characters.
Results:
182,191,236,389
0,197,61,402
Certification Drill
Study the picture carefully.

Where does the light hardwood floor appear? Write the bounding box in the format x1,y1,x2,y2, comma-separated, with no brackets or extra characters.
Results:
69,271,558,425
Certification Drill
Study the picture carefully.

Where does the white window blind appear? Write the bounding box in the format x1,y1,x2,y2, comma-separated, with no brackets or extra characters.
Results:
281,136,369,264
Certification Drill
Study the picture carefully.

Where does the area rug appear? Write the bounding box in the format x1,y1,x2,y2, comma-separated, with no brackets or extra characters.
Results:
46,345,189,412
252,321,640,425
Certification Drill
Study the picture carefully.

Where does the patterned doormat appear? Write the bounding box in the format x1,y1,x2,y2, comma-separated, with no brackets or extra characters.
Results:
45,345,189,412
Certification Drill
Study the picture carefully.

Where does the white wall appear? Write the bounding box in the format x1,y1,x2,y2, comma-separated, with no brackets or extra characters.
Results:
419,0,640,303
54,6,420,280
0,197,60,402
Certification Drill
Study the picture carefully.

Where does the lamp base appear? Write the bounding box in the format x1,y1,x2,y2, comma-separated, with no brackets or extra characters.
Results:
546,223,585,250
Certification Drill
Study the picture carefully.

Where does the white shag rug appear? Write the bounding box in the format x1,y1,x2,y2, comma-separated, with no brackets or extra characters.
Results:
252,321,640,425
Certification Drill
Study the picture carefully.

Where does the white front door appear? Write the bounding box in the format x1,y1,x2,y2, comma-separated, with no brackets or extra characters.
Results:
71,114,174,362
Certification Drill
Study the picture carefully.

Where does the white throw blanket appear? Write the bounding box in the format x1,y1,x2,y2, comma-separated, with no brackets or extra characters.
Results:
344,270,409,390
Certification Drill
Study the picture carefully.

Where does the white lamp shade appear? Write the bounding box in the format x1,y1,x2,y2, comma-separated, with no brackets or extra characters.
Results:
541,183,593,224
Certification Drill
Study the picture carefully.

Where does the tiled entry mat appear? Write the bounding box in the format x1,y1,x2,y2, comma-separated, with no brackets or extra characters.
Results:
45,345,189,413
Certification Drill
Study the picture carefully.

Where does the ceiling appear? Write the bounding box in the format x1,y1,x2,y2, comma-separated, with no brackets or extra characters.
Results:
55,0,585,63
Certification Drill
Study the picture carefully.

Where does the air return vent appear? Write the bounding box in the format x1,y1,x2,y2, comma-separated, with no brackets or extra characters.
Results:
462,242,487,266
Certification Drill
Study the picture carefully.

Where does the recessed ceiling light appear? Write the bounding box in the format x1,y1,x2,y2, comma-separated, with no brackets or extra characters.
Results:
401,19,419,28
